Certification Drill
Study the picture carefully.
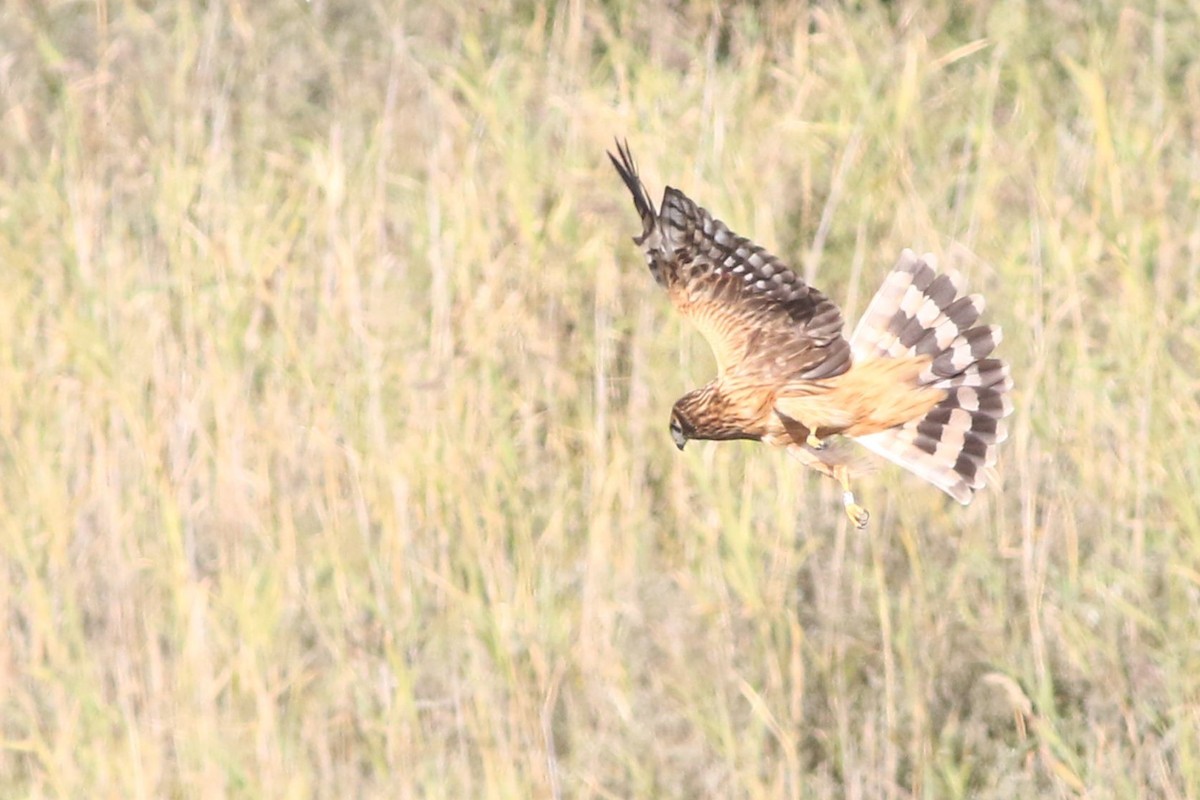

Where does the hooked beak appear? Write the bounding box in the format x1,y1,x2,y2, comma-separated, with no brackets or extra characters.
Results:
671,428,688,451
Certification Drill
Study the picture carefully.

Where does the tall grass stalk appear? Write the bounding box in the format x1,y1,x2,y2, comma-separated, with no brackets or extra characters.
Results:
1,1,1198,796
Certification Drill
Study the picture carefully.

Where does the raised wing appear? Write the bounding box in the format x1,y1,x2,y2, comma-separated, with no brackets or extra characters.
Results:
609,141,851,383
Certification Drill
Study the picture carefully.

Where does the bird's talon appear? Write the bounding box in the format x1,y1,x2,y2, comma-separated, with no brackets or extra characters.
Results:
842,490,869,528
806,432,825,450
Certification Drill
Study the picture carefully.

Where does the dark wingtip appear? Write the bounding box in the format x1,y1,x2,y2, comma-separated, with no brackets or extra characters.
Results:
608,137,656,238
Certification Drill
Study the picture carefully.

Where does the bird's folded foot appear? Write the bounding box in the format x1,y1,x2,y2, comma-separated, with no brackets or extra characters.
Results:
805,431,825,450
842,490,870,529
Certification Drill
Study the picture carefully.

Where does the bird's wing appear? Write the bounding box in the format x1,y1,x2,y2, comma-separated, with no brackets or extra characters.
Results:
609,141,851,384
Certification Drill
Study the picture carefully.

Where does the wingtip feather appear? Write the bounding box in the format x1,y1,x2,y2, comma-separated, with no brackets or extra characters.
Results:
609,137,656,237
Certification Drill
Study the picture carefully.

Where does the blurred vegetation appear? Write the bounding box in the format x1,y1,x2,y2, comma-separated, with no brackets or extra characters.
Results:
1,0,1199,796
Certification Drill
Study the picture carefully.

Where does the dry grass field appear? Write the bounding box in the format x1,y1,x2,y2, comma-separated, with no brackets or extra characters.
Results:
2,0,1200,797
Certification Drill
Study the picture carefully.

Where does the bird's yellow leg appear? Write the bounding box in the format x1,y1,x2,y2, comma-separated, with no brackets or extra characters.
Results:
834,464,870,529
786,446,869,528
805,429,825,450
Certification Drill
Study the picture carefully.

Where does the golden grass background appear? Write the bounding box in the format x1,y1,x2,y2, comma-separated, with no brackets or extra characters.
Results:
2,0,1199,796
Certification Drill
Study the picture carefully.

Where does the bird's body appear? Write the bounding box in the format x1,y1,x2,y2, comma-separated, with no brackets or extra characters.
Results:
609,141,1012,526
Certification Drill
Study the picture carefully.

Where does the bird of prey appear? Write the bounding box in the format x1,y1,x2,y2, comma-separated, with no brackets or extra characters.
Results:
609,141,1012,527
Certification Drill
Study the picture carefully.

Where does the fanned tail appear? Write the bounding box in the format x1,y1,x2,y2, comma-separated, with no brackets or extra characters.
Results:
850,250,1013,504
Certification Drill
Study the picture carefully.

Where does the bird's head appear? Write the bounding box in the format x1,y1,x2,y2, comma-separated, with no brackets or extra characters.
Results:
670,387,715,450
668,406,694,451
670,384,761,449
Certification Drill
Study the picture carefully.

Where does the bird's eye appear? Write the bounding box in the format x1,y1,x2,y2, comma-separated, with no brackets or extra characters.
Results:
669,415,688,450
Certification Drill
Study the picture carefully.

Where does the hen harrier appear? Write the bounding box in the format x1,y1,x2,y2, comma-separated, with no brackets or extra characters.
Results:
610,141,1012,527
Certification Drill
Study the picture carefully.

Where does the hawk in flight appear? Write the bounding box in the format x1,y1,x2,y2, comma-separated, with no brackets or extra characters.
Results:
610,141,1012,527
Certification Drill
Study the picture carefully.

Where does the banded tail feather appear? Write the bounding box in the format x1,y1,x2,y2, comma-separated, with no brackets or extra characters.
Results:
851,250,1013,504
